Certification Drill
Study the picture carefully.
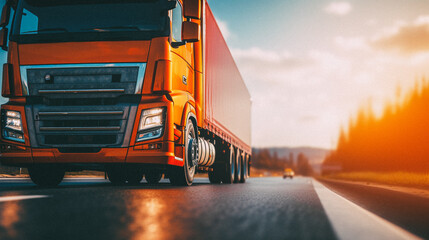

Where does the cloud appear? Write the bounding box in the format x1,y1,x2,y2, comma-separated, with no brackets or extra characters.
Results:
231,47,310,83
299,115,319,123
372,15,429,54
216,19,231,40
324,2,352,16
366,19,378,27
232,47,292,62
334,36,368,51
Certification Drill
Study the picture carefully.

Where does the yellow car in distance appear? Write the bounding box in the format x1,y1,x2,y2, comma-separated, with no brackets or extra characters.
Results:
283,168,295,179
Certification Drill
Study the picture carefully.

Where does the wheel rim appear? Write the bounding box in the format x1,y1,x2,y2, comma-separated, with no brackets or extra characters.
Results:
237,154,241,180
242,156,247,179
231,150,235,178
186,123,196,181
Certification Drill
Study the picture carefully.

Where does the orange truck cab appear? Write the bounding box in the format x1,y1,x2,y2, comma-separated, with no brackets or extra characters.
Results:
0,0,251,186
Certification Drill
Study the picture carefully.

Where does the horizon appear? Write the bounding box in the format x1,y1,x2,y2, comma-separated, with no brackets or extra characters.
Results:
252,145,332,150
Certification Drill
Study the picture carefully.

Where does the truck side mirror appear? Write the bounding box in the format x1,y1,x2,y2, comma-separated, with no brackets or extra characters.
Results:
183,0,201,20
182,21,200,42
164,0,177,11
0,28,8,50
0,4,11,28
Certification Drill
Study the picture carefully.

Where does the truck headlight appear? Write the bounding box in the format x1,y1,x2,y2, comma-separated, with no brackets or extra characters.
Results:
2,110,25,143
137,107,165,142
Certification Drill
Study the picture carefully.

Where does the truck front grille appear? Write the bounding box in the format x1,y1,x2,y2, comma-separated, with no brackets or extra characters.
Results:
43,98,118,106
45,135,117,145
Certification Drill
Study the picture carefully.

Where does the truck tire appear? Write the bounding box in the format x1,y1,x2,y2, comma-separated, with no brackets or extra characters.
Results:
239,154,247,183
28,165,65,187
234,149,241,183
222,146,235,184
208,169,221,184
169,118,197,186
145,172,163,184
127,169,143,185
247,155,251,177
107,168,127,185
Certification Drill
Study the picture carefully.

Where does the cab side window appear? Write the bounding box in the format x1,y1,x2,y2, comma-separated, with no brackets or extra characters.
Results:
172,2,182,42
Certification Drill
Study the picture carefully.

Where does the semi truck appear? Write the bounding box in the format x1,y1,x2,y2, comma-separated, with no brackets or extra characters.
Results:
0,0,251,186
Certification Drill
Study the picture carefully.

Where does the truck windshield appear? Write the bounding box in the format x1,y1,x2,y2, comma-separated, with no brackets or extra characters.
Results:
11,0,172,43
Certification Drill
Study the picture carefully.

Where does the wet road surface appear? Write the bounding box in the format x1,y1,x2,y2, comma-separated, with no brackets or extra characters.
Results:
0,177,335,240
0,177,423,240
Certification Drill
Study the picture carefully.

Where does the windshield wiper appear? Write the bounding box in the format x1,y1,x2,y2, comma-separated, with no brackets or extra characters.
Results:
21,28,69,34
81,26,144,32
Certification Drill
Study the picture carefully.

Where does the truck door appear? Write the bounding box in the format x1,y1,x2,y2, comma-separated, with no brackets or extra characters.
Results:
171,1,195,99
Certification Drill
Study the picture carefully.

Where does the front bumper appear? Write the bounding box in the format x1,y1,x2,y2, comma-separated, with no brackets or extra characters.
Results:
0,140,183,167
1,92,182,168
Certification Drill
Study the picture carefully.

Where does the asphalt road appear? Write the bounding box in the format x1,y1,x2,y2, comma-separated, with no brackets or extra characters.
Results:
0,177,423,240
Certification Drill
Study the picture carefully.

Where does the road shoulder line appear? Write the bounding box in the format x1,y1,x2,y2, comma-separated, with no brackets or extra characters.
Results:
318,177,429,199
0,195,50,202
313,179,421,240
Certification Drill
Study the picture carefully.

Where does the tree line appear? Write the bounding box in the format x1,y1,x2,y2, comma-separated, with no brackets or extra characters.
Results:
324,80,429,173
252,148,313,176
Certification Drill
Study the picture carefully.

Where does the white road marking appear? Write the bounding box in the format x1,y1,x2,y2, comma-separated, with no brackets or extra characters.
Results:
0,195,50,203
313,180,422,240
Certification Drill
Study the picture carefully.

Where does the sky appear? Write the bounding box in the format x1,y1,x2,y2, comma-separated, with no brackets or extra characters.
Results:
207,0,429,149
2,0,429,149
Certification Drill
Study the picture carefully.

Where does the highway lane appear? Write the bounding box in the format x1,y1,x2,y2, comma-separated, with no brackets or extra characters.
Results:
0,177,421,240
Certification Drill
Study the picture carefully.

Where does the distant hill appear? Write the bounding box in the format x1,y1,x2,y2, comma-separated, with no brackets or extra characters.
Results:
252,147,331,174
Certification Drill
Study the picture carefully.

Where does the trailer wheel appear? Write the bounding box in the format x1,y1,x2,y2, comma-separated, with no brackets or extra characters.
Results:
208,169,221,184
240,154,247,183
234,149,242,183
247,155,251,177
145,172,163,184
28,165,65,187
222,146,235,184
169,118,197,186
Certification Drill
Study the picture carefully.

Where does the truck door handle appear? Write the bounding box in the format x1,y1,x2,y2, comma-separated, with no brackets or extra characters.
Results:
182,75,187,85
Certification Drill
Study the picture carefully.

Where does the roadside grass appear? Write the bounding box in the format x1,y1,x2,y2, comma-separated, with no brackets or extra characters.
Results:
323,171,429,189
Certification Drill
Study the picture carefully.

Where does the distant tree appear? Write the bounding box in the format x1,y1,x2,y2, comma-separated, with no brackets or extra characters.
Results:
251,148,294,172
289,152,294,167
296,153,313,176
324,79,429,172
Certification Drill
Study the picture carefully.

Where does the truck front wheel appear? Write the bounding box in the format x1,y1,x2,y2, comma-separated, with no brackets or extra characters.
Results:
107,167,142,185
107,167,127,185
145,172,163,184
169,118,197,186
28,165,65,187
126,169,143,185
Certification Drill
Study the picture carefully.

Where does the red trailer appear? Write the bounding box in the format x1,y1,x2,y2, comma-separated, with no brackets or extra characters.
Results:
204,4,252,154
203,2,252,183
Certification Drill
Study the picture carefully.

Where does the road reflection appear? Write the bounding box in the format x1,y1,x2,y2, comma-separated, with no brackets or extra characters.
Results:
0,200,21,239
127,190,188,240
